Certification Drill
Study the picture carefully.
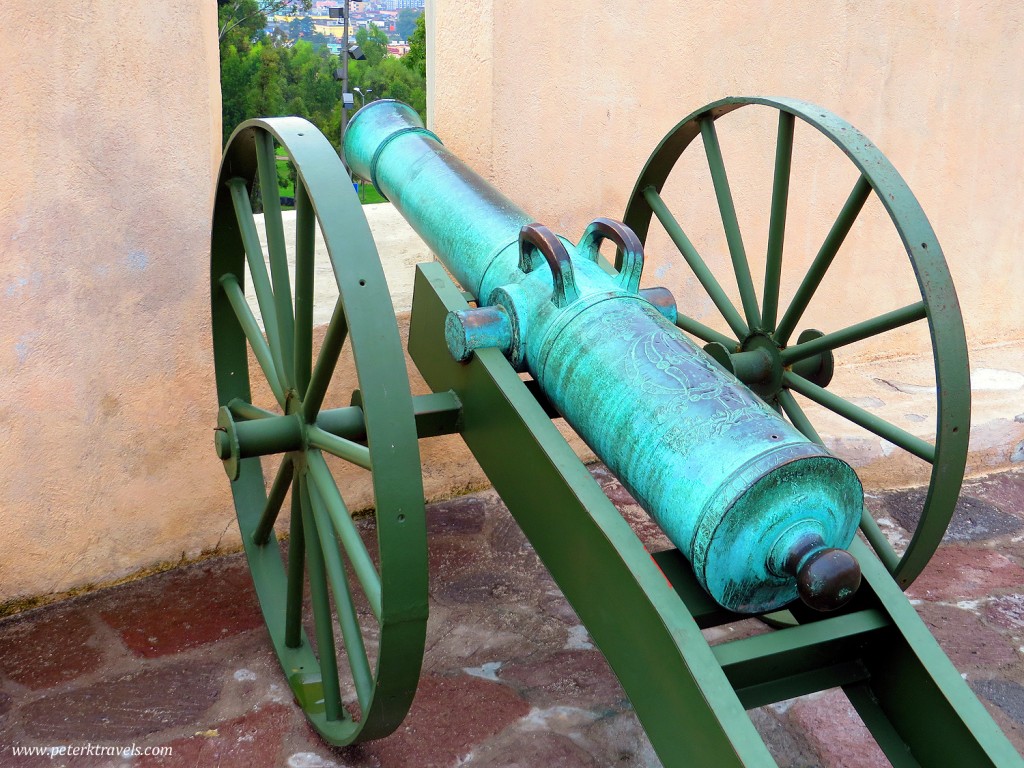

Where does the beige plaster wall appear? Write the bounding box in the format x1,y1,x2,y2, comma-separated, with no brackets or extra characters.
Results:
428,0,1024,484
430,1,1024,356
1,1,1020,608
0,4,226,607
426,0,495,177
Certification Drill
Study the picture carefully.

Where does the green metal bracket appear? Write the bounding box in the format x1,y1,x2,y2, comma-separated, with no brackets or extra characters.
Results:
410,261,776,767
408,260,1023,768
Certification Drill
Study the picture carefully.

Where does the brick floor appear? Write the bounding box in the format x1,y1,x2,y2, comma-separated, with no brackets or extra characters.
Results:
0,466,1021,767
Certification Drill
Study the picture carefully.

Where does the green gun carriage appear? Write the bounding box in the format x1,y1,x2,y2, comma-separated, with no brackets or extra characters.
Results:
209,96,1023,766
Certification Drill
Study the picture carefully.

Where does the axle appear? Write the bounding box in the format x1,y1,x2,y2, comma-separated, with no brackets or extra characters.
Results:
343,101,863,613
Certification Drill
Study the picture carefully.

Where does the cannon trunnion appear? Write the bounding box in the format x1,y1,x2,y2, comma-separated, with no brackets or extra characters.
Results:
344,101,863,615
209,98,1020,766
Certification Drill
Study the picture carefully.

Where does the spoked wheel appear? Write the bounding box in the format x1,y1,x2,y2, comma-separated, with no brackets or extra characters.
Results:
623,96,970,590
210,117,427,743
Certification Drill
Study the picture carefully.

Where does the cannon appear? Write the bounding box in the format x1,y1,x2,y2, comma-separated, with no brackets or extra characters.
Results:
210,97,1022,766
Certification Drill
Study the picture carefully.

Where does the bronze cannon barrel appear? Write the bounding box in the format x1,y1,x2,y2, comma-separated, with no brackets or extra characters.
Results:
343,100,863,613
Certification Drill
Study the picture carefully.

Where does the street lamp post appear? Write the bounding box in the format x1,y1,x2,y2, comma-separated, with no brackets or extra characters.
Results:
340,0,351,147
354,87,373,109
331,1,366,156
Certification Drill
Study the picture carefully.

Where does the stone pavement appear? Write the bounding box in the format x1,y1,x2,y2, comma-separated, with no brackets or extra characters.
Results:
2,466,1024,767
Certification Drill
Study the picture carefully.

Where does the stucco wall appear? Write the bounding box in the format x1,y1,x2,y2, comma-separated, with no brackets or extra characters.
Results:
0,5,224,607
428,0,1024,484
430,1,1024,356
2,1,1021,609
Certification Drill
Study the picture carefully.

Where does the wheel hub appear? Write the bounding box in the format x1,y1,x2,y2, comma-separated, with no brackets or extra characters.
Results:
703,329,834,406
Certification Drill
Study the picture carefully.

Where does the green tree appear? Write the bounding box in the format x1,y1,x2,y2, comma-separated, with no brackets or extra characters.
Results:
218,4,426,157
220,44,261,144
288,15,315,41
250,42,287,117
404,13,425,78
355,24,389,67
218,0,312,44
396,9,421,40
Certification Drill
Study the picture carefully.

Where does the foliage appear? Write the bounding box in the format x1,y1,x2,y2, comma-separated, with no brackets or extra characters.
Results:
218,9,425,209
218,0,312,47
348,56,426,117
404,13,426,78
396,8,420,41
221,40,341,148
355,24,390,67
219,14,427,151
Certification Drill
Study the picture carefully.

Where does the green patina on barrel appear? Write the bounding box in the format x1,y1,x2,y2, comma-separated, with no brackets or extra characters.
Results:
343,100,863,613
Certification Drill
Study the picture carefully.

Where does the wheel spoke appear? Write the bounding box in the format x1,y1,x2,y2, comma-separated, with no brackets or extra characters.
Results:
779,386,903,572
762,111,795,331
214,117,431,745
307,426,372,470
775,175,873,344
700,116,762,330
306,451,383,620
780,301,927,365
285,481,305,649
298,476,343,721
782,371,936,462
858,506,900,573
302,297,348,422
220,273,286,405
228,177,286,378
253,454,295,545
675,314,737,349
643,186,749,339
621,96,973,596
256,132,296,389
227,399,277,420
309,478,375,710
776,388,823,445
294,178,316,396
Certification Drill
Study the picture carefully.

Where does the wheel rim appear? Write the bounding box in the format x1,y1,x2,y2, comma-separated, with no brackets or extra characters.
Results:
210,117,427,743
622,96,970,590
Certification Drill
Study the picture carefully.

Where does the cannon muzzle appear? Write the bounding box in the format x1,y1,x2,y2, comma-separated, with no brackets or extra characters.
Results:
344,100,863,613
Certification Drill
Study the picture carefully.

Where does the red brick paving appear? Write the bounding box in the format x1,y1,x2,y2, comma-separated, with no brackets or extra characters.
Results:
137,703,294,767
909,545,1024,601
99,559,263,658
352,674,532,767
466,730,600,767
498,649,627,709
0,608,104,691
986,594,1024,632
0,466,1020,767
425,495,487,535
787,689,889,768
19,662,223,740
918,601,1019,670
